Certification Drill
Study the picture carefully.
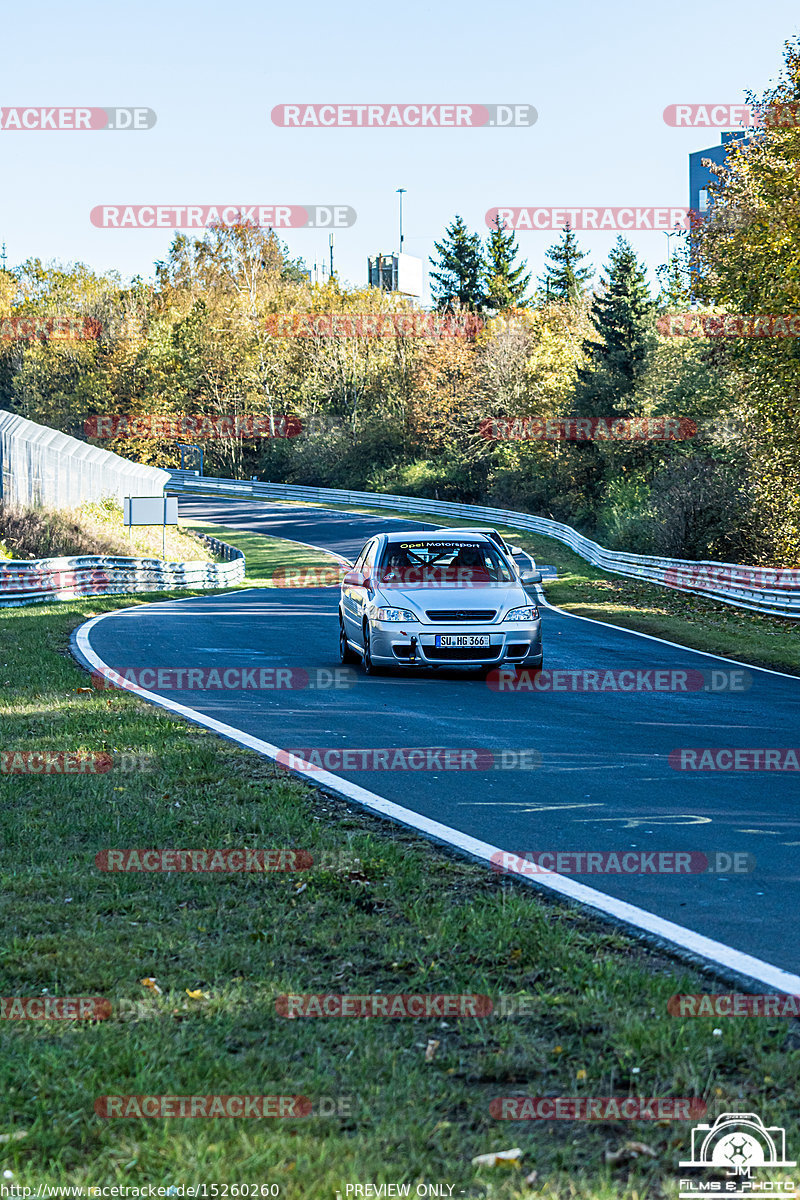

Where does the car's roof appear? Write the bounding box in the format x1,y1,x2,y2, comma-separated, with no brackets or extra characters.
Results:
434,530,503,540
383,530,493,541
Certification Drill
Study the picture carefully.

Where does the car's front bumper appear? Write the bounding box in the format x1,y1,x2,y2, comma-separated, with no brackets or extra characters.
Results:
368,620,542,668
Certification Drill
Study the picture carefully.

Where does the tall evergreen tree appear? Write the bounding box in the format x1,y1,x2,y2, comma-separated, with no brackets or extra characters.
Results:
655,238,691,308
538,224,593,303
576,237,655,415
483,217,531,311
429,216,485,311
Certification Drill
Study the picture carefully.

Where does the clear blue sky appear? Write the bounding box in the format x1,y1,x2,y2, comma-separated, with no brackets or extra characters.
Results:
1,0,797,302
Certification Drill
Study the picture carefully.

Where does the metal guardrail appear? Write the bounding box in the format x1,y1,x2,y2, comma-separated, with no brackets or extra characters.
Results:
167,471,800,619
0,534,245,608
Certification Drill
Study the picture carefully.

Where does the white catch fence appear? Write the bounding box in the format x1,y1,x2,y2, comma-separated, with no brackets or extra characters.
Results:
0,410,170,508
0,413,245,606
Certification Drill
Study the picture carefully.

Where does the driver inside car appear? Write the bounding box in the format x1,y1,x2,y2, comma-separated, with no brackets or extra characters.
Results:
380,547,414,585
451,545,492,584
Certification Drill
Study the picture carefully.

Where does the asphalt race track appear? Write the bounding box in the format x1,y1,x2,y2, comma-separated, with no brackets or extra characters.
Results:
75,498,800,981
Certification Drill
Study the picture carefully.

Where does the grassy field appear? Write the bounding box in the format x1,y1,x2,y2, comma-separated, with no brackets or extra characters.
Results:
1,525,798,1198
277,499,799,675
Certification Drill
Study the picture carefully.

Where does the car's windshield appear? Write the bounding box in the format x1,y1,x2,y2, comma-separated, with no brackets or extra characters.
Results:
377,539,514,586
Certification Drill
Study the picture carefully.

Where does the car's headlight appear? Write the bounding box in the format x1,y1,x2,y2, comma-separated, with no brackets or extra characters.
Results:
506,605,540,621
376,607,417,622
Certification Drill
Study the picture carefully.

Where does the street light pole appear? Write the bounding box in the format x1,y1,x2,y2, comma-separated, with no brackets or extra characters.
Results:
664,231,678,265
397,188,406,254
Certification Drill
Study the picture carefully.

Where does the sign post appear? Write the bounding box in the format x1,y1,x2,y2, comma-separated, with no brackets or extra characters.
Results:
124,495,179,561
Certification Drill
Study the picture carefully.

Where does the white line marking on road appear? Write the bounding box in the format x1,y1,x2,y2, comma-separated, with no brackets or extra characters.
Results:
74,606,800,995
536,590,800,682
460,802,604,811
578,816,712,827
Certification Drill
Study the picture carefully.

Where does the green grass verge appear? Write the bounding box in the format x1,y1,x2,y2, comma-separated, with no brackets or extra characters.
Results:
1,532,798,1197
182,522,342,587
262,499,799,675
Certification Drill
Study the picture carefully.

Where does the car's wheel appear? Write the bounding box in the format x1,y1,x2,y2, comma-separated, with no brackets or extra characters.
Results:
362,622,381,675
339,613,358,664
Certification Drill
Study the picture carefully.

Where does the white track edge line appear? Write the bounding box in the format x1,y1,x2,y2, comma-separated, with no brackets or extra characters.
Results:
536,591,800,682
74,610,800,995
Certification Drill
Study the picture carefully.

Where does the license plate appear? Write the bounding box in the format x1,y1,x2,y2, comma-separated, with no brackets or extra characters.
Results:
435,634,491,648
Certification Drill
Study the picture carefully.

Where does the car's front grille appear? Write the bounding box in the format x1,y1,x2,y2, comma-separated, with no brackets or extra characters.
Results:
425,646,503,661
425,609,496,621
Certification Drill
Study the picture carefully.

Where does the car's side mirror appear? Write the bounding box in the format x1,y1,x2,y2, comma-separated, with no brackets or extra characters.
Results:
510,545,523,555
342,570,366,587
520,568,542,585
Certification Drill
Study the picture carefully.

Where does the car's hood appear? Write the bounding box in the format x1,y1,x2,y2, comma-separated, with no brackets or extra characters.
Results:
374,582,531,618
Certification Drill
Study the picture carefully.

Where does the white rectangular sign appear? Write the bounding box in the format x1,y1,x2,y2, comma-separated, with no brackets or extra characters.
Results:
396,253,423,297
124,496,178,527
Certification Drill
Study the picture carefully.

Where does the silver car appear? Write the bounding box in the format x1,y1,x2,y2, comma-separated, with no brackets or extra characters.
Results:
339,531,543,674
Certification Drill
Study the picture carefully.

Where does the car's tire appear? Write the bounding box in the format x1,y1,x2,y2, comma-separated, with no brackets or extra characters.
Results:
339,613,358,664
362,622,382,675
